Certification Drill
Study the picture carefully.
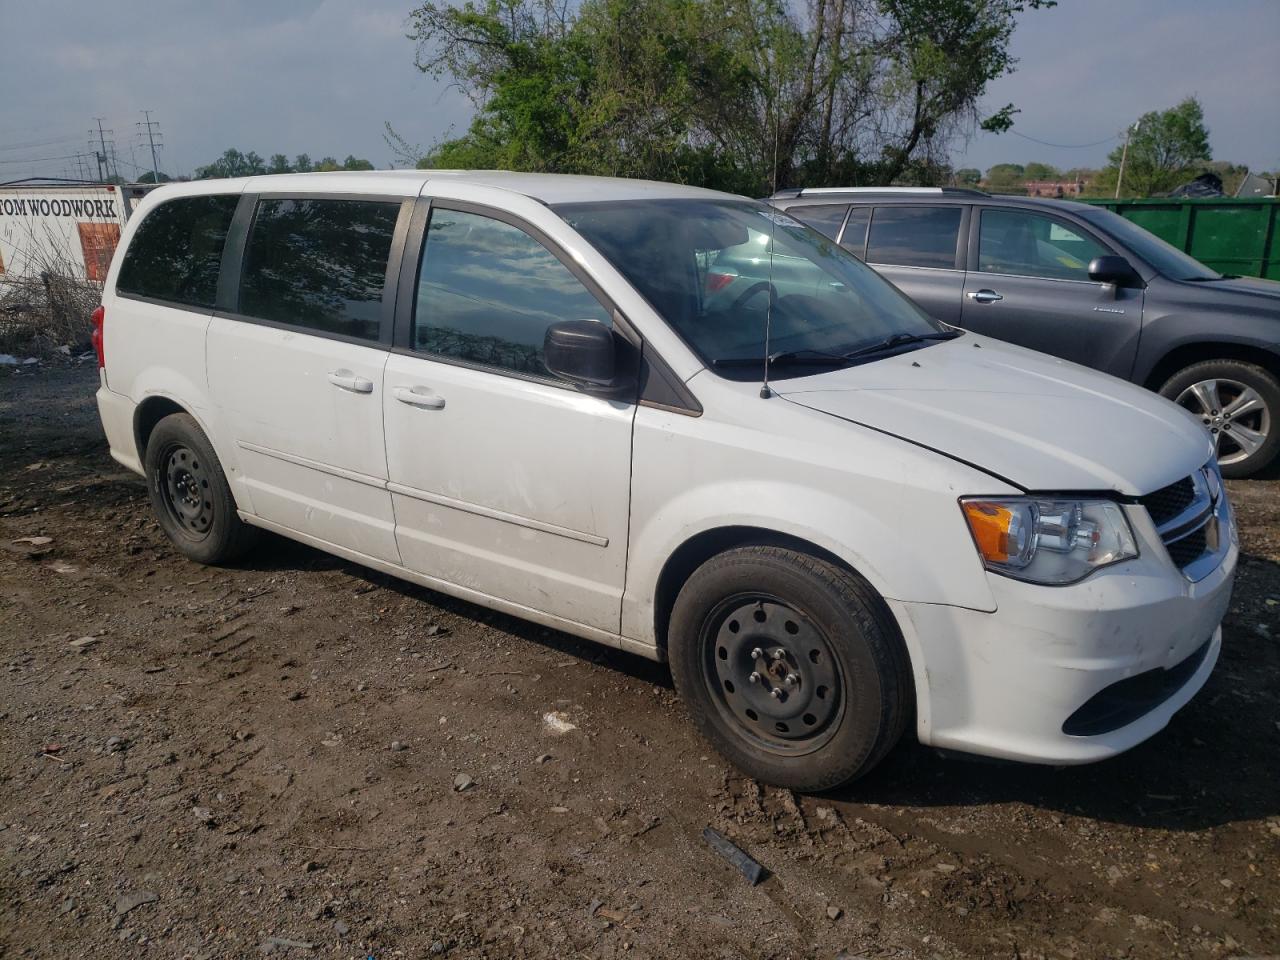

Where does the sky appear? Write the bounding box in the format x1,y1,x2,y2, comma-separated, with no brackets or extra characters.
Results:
1,0,1277,183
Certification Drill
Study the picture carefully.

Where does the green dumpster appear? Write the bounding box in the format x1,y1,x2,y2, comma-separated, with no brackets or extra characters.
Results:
1080,197,1280,281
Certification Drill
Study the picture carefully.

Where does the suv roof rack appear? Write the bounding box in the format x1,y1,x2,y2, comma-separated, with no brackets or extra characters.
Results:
770,186,988,198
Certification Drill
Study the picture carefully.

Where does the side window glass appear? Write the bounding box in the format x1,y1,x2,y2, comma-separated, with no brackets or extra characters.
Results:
238,198,399,341
413,208,611,377
840,207,870,258
865,206,961,269
116,195,238,308
978,209,1108,281
791,204,848,241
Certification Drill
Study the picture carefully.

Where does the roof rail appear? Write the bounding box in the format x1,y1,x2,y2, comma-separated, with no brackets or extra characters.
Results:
770,186,988,198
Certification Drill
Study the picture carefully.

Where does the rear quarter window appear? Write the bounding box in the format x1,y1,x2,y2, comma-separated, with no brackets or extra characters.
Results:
116,195,239,308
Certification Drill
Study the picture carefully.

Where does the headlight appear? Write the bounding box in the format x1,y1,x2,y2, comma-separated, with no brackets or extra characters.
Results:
960,497,1138,585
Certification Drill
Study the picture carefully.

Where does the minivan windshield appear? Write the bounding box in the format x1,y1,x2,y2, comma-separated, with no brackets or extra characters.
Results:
556,199,948,379
1077,207,1222,281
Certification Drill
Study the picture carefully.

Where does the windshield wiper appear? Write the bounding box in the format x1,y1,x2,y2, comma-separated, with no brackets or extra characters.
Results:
712,348,852,368
1181,274,1236,282
842,329,961,361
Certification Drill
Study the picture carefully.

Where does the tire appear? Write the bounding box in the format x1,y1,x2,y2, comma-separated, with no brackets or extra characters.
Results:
1159,360,1280,479
143,413,258,565
668,545,911,792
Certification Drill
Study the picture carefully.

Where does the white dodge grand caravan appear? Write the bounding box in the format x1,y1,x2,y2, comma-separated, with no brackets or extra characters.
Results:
93,171,1236,791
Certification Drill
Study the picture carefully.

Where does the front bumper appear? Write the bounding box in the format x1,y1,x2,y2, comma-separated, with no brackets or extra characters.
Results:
895,504,1237,765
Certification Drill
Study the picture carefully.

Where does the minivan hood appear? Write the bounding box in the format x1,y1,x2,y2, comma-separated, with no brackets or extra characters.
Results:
776,336,1212,495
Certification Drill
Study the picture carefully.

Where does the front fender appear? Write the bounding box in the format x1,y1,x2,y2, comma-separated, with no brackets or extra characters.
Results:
621,406,1008,650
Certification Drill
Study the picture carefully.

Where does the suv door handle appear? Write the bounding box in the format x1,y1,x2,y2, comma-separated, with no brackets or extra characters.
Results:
327,369,374,393
967,289,1004,304
393,385,446,410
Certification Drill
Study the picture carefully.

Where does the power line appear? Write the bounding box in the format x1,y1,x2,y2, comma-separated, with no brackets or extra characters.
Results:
0,152,98,165
1007,129,1120,150
0,134,84,153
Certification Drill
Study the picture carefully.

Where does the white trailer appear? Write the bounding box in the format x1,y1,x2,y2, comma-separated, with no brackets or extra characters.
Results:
0,184,152,285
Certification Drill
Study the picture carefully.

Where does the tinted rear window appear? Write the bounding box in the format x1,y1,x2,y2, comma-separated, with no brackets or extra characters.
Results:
866,206,962,269
116,195,238,308
238,198,400,341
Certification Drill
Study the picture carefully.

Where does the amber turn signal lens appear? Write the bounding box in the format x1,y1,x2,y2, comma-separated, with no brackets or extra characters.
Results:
962,501,1014,564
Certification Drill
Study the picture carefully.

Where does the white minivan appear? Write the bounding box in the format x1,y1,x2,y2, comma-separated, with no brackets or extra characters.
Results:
93,171,1236,791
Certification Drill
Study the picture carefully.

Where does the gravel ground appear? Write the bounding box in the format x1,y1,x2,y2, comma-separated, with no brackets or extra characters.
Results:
1,364,1278,960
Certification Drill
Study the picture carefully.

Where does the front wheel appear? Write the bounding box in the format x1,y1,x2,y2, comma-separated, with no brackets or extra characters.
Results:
1160,360,1280,479
668,546,911,792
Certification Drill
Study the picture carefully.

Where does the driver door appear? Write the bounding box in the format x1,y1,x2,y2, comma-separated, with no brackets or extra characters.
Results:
959,207,1144,377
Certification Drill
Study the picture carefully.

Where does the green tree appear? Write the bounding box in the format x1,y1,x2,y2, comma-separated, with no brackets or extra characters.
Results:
268,153,293,174
1023,160,1060,181
341,155,375,170
983,162,1024,191
136,170,171,184
954,167,982,186
194,149,267,179
294,154,314,173
405,0,1054,193
315,156,341,172
1104,97,1212,197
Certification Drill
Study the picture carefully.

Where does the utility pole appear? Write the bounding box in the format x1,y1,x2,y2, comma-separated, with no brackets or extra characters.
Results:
90,118,118,182
139,110,163,183
1115,120,1139,199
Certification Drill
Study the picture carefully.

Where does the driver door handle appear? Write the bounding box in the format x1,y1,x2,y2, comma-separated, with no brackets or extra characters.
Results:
967,289,1004,304
393,385,446,410
327,369,374,393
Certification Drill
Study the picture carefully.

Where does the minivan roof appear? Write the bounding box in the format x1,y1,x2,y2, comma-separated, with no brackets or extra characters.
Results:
144,170,739,205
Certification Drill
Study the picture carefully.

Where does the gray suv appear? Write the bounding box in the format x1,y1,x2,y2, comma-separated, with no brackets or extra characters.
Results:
769,187,1280,478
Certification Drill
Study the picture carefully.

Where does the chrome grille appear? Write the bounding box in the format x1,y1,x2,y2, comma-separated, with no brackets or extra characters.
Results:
1139,464,1228,582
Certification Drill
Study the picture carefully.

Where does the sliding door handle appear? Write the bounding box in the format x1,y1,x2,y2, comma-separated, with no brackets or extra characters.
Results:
327,369,374,393
393,385,446,410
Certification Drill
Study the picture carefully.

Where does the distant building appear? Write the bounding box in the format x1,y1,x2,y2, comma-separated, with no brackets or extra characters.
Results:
1024,180,1086,198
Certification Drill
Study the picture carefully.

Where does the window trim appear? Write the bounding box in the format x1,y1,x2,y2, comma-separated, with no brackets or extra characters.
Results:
114,193,242,312
836,205,870,258
967,205,1117,282
215,192,412,348
863,202,970,271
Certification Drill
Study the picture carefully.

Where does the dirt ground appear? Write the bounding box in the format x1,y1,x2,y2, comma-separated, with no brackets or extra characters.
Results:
1,364,1278,960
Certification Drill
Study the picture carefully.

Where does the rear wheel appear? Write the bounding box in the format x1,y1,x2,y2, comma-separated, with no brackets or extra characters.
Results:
144,413,257,565
1160,360,1280,478
668,545,910,792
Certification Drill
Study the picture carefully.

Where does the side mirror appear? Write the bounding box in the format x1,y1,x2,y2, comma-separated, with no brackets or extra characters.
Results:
544,319,617,388
1088,255,1138,287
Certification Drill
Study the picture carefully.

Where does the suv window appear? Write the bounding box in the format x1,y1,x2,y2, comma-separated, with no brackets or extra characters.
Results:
413,207,610,378
866,206,961,269
238,197,400,341
791,204,848,241
840,207,870,258
116,195,238,308
978,209,1108,281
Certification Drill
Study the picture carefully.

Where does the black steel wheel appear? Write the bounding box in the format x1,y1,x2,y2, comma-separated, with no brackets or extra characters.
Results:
144,413,258,565
703,596,845,755
669,545,911,792
158,442,215,540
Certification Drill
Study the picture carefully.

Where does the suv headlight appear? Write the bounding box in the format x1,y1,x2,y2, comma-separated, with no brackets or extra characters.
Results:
960,497,1138,585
